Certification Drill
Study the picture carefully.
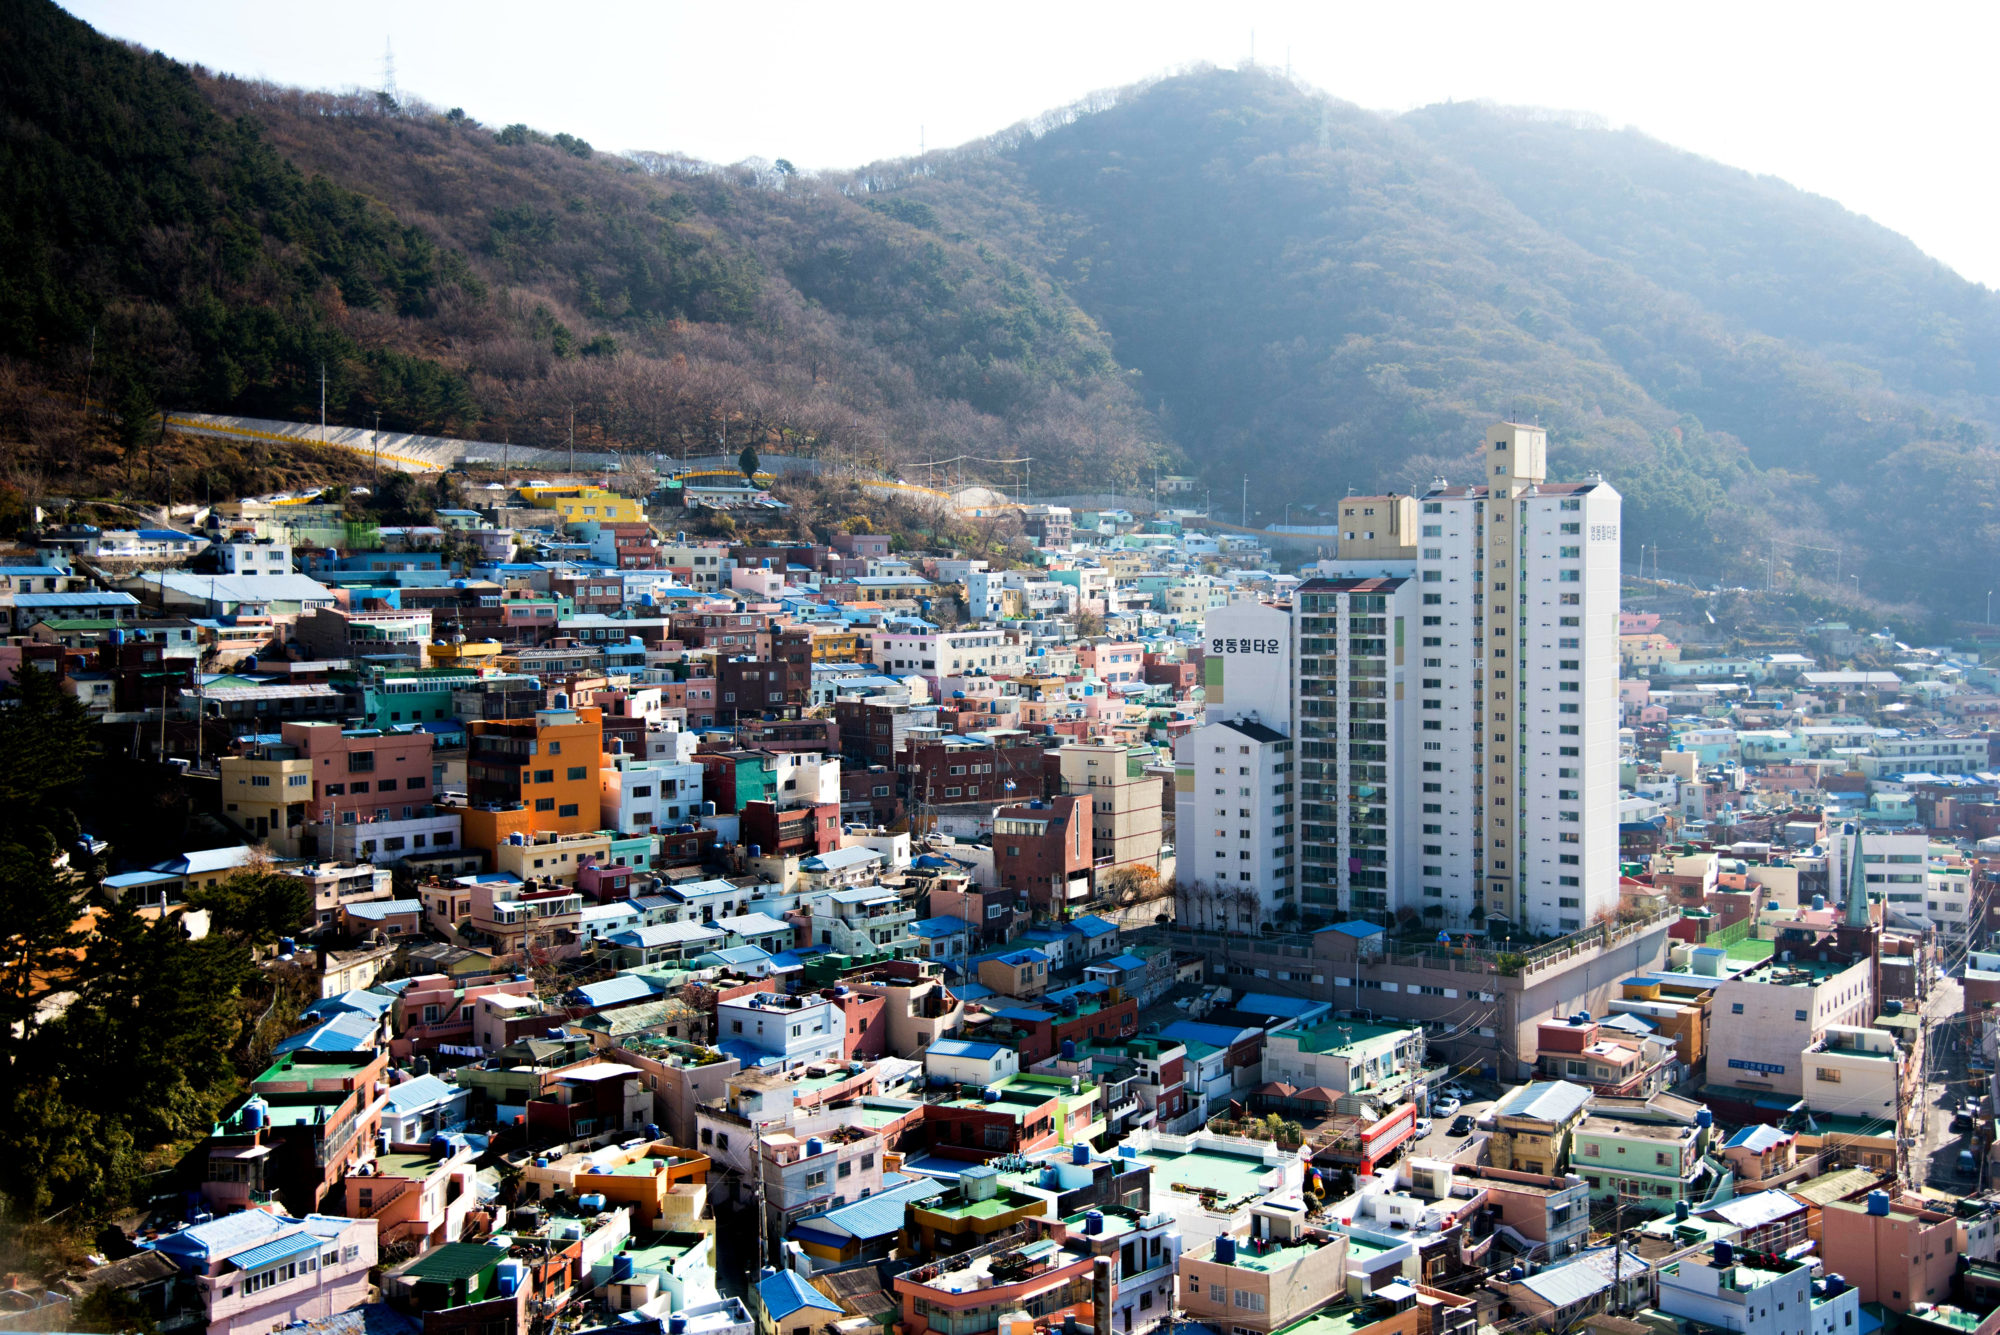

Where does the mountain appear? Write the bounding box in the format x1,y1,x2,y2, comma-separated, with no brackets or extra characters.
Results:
5,0,1998,608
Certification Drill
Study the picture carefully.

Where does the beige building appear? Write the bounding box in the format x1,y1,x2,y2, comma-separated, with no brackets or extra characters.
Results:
1334,494,1418,561
219,751,314,843
1058,741,1164,871
1488,1080,1593,1175
1177,1201,1349,1334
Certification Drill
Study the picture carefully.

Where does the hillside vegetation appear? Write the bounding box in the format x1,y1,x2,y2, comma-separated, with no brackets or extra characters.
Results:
4,1,1999,607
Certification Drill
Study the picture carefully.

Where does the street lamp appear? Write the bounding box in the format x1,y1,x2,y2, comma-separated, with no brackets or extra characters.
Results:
1987,590,1994,625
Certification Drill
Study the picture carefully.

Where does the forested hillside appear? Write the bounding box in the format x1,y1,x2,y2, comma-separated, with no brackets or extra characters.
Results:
6,0,2000,606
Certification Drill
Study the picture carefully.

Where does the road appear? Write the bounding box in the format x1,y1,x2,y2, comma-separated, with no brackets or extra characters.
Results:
1914,974,1980,1190
1407,1092,1500,1164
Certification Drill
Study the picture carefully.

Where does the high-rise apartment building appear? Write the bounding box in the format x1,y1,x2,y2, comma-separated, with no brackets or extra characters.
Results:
1413,423,1621,934
1175,599,1297,926
1292,575,1418,923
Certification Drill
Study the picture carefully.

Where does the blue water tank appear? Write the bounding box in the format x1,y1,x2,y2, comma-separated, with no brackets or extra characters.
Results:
807,1138,825,1156
982,1088,1001,1103
1866,1190,1891,1216
1084,1211,1104,1235
1072,1143,1090,1166
749,846,762,860
1675,1201,1691,1221
644,1123,660,1141
494,1260,525,1296
1215,1236,1237,1265
580,1193,608,1213
1061,1038,1078,1061
1812,894,1826,911
241,1098,268,1130
1714,1241,1734,1266
669,1317,688,1335
1696,1109,1713,1129
612,1254,637,1282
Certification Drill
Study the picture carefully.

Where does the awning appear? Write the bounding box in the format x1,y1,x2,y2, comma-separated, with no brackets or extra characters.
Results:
227,1231,322,1272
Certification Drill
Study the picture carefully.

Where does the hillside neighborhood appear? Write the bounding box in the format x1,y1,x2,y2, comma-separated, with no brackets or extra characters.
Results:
7,425,2000,1335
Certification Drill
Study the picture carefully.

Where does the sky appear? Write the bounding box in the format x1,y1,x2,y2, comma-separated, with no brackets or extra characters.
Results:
62,0,2000,289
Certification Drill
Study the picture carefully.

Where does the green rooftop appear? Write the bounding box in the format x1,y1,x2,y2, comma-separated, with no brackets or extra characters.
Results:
403,1242,505,1282
1130,1147,1273,1204
1276,1304,1397,1335
1227,1236,1332,1273
921,1188,1044,1222
1287,1019,1411,1059
254,1052,377,1082
375,1151,445,1179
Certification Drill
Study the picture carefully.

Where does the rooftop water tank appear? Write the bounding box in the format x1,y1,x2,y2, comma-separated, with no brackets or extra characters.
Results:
494,1260,525,1297
1216,1236,1237,1265
669,1318,687,1335
1812,894,1826,911
1061,1038,1078,1061
1713,1241,1734,1267
1084,1211,1104,1235
807,1138,825,1156
612,1254,637,1282
241,1097,268,1130
579,1193,608,1213
982,1088,1001,1103
1674,1201,1691,1221
1867,1190,1891,1216
1072,1143,1089,1166
1696,1109,1713,1129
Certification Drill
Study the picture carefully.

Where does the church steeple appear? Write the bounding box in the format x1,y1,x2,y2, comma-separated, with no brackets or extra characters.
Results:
1842,821,1872,927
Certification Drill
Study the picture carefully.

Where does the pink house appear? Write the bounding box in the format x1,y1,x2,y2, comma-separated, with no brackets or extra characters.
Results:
150,1209,377,1335
343,1142,480,1255
1075,641,1145,687
282,722,435,825
388,973,538,1059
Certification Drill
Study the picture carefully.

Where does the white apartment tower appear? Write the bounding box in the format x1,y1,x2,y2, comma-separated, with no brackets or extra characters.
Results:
1175,599,1297,927
1414,423,1622,935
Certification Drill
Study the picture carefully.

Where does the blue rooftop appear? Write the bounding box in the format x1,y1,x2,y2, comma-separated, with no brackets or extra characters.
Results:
756,1269,843,1321
1315,920,1387,939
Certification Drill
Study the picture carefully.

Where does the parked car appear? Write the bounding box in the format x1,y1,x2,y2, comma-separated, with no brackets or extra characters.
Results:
1449,1114,1475,1138
1960,1149,1979,1178
1432,1097,1461,1118
1953,1112,1975,1134
1442,1083,1474,1101
1414,1118,1434,1138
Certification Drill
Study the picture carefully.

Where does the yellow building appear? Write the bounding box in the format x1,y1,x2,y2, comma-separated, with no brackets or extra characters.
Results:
809,626,861,663
219,752,314,842
1619,633,1681,669
426,639,504,670
517,485,645,525
492,830,615,883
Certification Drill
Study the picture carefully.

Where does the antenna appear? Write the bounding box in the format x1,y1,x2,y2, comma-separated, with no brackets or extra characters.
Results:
381,38,398,104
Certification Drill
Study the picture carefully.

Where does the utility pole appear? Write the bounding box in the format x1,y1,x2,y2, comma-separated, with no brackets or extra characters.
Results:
319,362,327,447
373,411,382,487
568,403,576,474
1241,475,1248,528
82,324,96,416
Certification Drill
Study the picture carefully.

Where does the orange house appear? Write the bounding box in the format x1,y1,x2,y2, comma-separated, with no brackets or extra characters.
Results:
462,705,605,854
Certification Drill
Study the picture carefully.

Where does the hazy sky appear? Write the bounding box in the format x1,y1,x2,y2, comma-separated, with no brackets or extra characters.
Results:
63,0,2000,288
